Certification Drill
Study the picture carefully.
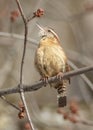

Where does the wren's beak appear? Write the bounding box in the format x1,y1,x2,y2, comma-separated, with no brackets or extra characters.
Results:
36,23,45,31
36,23,46,37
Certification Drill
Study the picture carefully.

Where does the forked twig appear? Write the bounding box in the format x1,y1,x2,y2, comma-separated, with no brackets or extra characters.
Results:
15,0,35,129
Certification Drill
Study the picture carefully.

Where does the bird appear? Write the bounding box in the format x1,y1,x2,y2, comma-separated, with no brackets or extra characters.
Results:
34,23,70,107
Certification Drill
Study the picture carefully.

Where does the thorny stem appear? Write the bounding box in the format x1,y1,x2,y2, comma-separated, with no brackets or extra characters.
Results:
15,0,35,130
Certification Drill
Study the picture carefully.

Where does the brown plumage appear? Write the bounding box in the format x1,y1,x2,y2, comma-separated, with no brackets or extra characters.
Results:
35,24,70,107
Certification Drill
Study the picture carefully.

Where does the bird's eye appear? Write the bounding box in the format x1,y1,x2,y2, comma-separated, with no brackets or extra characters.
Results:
48,29,51,32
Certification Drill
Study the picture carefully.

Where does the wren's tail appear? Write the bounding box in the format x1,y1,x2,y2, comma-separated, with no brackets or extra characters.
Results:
56,80,68,107
57,95,67,107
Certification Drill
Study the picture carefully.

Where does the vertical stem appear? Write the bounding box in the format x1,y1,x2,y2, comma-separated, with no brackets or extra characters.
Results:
20,92,35,130
20,22,28,84
15,0,35,130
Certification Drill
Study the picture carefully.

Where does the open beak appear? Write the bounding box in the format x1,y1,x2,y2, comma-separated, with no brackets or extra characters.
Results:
36,22,46,37
36,22,45,31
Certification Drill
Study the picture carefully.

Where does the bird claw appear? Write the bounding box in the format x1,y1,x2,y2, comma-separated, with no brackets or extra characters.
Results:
56,72,63,81
40,77,49,87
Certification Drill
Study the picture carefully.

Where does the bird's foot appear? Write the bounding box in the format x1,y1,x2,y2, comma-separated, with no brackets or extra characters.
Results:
40,76,49,87
56,72,63,81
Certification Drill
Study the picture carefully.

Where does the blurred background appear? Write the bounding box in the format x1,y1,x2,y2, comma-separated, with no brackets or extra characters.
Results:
0,0,93,130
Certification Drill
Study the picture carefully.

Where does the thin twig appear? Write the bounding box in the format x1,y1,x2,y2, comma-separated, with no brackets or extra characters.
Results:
0,96,20,111
0,32,38,46
15,0,27,84
27,15,35,22
0,65,93,96
78,119,93,126
15,0,27,24
15,0,35,130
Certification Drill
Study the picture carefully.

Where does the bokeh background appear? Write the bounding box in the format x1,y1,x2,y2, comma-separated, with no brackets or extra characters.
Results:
0,0,93,130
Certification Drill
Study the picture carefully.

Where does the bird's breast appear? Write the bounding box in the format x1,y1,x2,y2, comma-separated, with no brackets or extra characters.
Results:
35,44,67,77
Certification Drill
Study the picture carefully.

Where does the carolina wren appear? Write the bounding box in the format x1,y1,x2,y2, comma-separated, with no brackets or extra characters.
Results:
35,23,70,107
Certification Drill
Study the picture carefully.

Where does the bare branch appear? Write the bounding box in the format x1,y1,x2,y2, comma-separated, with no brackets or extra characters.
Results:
27,8,44,22
77,119,93,126
15,0,35,129
0,32,38,46
0,96,20,111
15,0,27,24
0,65,93,96
15,0,27,84
27,15,35,23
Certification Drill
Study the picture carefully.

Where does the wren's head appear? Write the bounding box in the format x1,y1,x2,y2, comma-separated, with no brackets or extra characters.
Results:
36,23,60,42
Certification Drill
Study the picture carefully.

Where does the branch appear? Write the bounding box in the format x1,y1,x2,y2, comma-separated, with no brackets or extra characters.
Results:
15,0,35,130
0,32,38,46
0,65,93,96
15,1,44,129
15,0,27,84
77,119,93,126
0,96,20,111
